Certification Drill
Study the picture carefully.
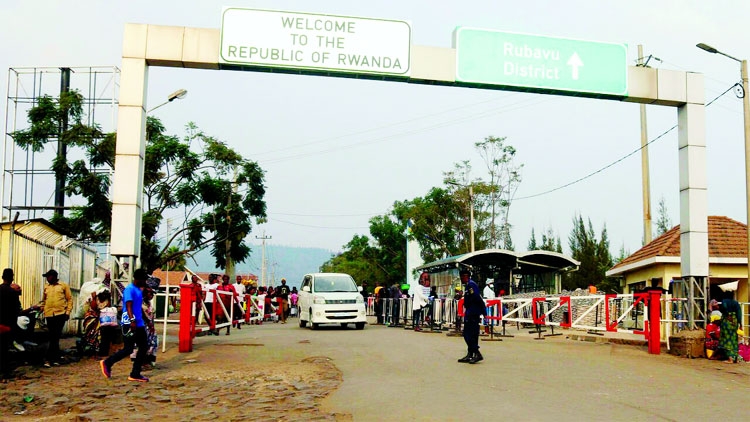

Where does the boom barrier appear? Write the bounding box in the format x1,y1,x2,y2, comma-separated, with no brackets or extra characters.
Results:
178,284,264,352
372,291,678,355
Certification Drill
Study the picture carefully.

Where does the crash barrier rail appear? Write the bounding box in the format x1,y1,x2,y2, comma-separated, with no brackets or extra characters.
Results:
375,292,668,354
366,297,375,316
374,297,459,332
177,284,266,352
152,289,180,353
494,293,665,353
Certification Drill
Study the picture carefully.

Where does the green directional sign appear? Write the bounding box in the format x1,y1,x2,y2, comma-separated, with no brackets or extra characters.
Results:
455,28,628,96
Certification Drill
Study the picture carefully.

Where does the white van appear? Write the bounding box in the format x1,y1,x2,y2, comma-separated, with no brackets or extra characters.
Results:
298,273,367,330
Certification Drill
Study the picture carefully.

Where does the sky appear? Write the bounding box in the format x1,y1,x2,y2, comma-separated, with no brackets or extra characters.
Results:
1,0,749,262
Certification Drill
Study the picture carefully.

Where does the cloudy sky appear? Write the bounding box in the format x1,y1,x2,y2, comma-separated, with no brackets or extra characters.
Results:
1,0,748,259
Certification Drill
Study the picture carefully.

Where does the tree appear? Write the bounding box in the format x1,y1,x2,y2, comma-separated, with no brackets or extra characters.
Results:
614,243,630,264
161,245,187,271
147,121,267,272
540,227,563,253
564,214,616,292
528,228,538,250
12,93,267,272
474,136,522,249
11,91,110,236
368,214,407,284
528,227,562,253
654,196,672,237
319,235,387,288
321,182,484,286
322,139,524,286
392,187,465,262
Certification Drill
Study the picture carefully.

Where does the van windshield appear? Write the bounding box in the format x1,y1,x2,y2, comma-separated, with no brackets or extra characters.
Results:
314,275,358,293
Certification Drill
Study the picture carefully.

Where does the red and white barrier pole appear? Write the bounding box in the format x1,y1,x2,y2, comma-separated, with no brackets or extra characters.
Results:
179,283,194,353
647,290,662,355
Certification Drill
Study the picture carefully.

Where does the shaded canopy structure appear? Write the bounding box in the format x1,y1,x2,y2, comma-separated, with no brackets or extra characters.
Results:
416,249,579,295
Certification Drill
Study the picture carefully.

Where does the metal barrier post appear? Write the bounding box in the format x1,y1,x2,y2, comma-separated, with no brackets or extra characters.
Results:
648,290,662,355
179,283,194,353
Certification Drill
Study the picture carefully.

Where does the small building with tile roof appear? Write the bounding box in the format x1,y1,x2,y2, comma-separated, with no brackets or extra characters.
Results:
191,271,258,285
151,269,191,287
606,216,748,303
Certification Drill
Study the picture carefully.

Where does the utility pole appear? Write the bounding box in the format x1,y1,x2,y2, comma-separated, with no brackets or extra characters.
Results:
469,185,475,252
638,45,653,244
55,68,71,217
225,168,239,278
256,232,271,287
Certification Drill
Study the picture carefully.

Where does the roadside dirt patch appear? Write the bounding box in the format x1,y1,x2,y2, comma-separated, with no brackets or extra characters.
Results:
1,345,347,421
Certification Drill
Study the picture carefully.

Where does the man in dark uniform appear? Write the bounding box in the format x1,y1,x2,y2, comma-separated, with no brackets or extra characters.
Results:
458,269,486,364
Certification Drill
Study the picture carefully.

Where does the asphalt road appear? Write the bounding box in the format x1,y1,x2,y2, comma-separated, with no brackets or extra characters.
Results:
241,318,750,421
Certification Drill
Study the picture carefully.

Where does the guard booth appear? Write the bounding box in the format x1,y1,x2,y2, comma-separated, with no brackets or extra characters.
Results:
416,249,579,297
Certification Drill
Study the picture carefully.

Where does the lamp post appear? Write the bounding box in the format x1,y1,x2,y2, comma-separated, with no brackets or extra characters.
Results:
448,182,475,252
147,88,188,113
697,43,750,295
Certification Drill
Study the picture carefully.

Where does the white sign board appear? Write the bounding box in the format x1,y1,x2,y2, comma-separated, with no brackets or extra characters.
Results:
220,8,411,76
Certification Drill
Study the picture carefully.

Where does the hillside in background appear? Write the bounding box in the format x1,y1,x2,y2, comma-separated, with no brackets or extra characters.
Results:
187,244,335,289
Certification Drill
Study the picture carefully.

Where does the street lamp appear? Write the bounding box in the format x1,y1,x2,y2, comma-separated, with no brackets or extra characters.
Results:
447,181,475,252
147,88,188,113
697,43,750,296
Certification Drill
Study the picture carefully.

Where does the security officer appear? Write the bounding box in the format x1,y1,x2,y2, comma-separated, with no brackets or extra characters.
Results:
457,269,486,364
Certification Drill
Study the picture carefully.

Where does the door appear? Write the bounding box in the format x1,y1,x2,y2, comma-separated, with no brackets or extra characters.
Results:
299,275,312,319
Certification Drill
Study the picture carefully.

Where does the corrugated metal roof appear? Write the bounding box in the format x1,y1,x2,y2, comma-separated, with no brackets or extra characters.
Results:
15,221,62,247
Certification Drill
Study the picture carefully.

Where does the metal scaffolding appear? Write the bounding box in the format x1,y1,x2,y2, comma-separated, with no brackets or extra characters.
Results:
1,66,120,222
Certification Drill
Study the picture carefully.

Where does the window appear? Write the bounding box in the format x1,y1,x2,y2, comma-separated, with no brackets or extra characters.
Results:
313,275,357,293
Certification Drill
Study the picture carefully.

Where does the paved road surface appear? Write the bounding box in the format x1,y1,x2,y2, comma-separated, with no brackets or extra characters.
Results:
244,318,749,421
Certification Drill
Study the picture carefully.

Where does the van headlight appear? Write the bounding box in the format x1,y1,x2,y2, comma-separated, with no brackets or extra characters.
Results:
355,295,364,303
313,295,326,304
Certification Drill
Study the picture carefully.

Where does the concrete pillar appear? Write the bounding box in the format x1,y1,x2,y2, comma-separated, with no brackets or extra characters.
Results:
110,55,147,257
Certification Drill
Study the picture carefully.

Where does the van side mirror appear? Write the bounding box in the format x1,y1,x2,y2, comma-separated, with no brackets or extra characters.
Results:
358,286,363,292
302,286,310,292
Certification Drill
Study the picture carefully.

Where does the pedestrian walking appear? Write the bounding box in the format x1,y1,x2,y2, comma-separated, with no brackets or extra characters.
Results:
203,274,220,335
277,278,291,324
457,269,486,364
374,282,385,325
1,268,21,379
99,268,150,382
412,280,429,331
233,275,246,328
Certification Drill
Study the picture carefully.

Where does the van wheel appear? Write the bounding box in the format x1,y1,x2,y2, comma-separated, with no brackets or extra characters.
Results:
340,323,348,328
299,319,306,328
309,309,318,329
355,322,365,330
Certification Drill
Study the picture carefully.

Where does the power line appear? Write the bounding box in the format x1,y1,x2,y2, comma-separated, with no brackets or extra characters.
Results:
271,211,379,217
515,83,739,201
260,96,549,164
268,217,369,230
252,91,540,157
154,83,740,235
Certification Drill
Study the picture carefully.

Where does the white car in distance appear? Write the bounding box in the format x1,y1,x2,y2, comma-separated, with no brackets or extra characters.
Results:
298,273,367,330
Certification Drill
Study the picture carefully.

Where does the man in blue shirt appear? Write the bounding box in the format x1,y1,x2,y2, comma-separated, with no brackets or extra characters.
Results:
100,268,150,382
458,269,486,364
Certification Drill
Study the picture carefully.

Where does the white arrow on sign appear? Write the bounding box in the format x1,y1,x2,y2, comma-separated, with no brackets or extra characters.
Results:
566,52,584,80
